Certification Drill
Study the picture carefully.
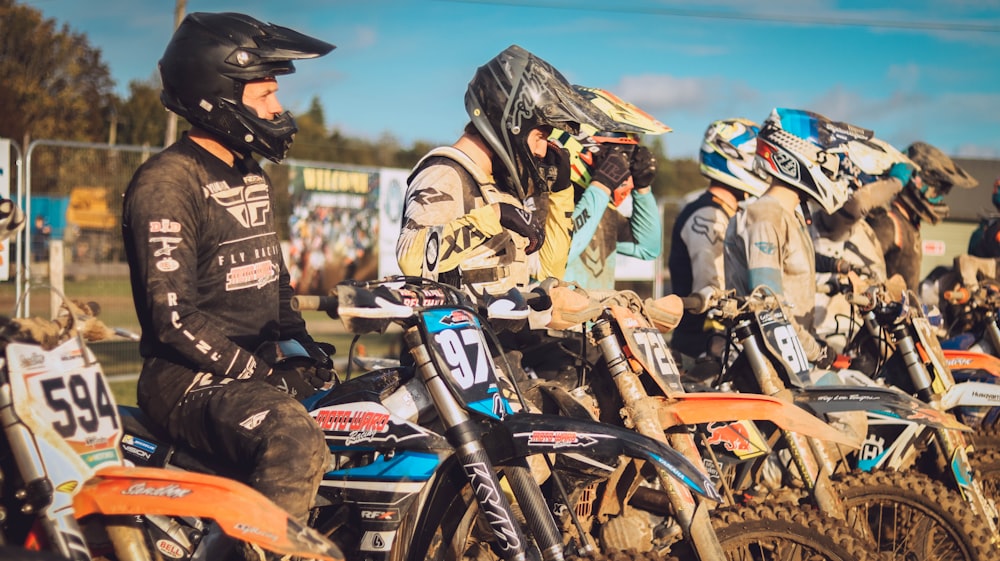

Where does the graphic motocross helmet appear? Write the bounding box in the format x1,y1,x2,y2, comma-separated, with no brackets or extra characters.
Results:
753,108,872,215
550,86,670,203
465,45,627,200
700,118,768,198
159,12,334,162
896,141,978,224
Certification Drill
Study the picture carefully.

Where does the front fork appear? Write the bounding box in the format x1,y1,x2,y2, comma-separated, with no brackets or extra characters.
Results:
404,328,561,561
736,327,847,519
592,321,727,561
894,327,1000,534
0,379,95,561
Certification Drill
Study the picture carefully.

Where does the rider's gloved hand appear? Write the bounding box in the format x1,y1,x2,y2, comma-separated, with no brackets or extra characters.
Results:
591,144,632,194
629,145,657,190
266,363,324,399
812,343,837,370
498,203,545,254
538,142,572,193
887,161,917,188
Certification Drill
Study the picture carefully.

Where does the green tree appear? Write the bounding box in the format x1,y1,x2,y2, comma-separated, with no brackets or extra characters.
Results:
0,0,116,147
116,77,168,147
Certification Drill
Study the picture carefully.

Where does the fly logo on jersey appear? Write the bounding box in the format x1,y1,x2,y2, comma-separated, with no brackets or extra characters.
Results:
203,178,271,228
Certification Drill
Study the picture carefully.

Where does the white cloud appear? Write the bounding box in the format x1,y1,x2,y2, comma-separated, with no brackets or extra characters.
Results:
613,74,724,112
354,25,377,49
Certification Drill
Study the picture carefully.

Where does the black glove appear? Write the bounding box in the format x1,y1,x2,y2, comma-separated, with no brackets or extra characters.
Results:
629,145,657,190
812,343,837,370
591,144,631,192
538,143,571,193
498,202,545,254
266,361,325,399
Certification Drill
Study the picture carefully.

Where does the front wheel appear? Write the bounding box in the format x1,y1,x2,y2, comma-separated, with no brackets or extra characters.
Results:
667,502,881,561
831,469,998,561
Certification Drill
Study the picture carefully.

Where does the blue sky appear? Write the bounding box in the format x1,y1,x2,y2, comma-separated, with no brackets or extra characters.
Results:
21,0,1000,160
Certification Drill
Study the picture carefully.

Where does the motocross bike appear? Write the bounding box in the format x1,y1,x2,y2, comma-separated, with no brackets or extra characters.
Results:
119,276,726,561
920,258,1000,359
504,282,883,561
535,281,991,560
0,288,343,561
686,284,997,561
823,275,1000,538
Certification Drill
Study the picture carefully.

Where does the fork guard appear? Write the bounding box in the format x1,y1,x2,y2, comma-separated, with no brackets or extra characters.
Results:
483,412,721,502
790,385,970,432
72,466,344,561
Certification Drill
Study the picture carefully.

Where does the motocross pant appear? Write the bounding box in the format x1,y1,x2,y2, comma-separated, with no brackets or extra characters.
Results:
137,358,329,523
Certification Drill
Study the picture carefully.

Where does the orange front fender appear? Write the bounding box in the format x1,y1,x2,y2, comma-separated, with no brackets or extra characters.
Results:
943,349,1000,378
73,466,343,561
658,392,859,448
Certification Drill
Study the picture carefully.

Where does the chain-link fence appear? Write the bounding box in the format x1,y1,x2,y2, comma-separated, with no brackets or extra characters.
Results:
7,140,161,378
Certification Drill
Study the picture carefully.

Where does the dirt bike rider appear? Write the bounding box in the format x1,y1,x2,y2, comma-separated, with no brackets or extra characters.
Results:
549,86,670,291
121,13,335,559
724,108,872,371
967,177,1000,258
866,141,978,292
810,138,909,352
669,118,768,379
395,45,627,298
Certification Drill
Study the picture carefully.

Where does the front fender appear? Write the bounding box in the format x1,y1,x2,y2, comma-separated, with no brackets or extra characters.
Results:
941,381,1000,411
944,350,1000,379
486,412,720,502
658,392,858,447
73,466,343,561
791,386,969,432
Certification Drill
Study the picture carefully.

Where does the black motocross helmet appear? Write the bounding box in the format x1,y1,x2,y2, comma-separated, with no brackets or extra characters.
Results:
465,45,629,200
895,141,978,224
159,12,334,162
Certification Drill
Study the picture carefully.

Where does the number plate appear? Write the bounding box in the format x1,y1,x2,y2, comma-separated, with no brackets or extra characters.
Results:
610,306,683,394
758,308,811,384
7,339,122,476
421,307,510,420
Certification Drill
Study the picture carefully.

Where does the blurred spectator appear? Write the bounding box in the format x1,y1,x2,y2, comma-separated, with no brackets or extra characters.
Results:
31,215,51,262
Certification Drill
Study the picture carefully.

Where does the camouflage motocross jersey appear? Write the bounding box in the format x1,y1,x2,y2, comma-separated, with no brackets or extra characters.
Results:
396,146,573,294
724,195,824,361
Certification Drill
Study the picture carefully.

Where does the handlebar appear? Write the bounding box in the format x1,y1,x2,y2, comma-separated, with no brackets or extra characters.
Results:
291,294,339,315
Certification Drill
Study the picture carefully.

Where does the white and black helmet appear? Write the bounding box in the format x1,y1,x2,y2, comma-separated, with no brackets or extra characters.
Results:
158,12,334,162
465,45,625,200
753,108,872,215
700,118,768,198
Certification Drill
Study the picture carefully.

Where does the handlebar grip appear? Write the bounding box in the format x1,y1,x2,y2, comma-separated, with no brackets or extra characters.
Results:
943,287,970,305
680,295,704,313
291,295,339,314
845,292,872,309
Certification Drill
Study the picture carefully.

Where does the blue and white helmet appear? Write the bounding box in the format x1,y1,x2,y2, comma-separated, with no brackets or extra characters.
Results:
753,108,872,215
700,118,768,198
